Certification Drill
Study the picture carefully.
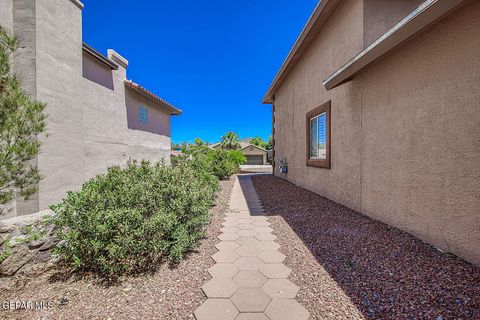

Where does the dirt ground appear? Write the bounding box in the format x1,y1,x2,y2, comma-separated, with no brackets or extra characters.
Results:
252,175,480,320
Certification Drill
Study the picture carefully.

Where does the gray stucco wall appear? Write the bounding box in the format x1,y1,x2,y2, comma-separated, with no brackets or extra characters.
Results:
272,0,480,265
125,89,172,137
0,0,13,32
0,0,173,217
82,53,114,89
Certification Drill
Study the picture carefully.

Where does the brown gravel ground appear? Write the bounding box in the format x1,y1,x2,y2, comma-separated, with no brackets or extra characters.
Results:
0,178,233,320
251,175,480,320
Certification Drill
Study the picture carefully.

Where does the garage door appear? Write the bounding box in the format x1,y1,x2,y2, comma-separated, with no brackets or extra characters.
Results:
245,155,264,165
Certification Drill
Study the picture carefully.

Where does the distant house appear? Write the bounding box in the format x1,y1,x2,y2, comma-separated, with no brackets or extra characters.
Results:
210,142,267,165
263,0,480,265
0,0,181,218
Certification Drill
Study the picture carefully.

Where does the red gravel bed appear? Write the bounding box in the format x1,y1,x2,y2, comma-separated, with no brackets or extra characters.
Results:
251,175,480,320
0,178,233,320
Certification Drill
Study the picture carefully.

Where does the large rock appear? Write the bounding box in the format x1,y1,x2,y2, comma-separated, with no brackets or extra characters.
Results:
0,247,34,276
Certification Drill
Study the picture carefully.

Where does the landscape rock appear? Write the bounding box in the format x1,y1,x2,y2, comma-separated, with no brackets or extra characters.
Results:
0,224,14,233
28,239,46,250
0,247,34,276
39,238,58,251
34,250,52,263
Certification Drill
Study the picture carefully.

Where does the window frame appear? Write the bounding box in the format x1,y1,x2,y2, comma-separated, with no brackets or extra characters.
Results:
139,106,149,124
306,101,331,169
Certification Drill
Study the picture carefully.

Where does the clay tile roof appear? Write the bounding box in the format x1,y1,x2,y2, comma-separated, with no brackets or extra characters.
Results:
124,80,182,115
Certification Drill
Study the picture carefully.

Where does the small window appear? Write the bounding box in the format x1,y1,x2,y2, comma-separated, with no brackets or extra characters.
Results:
306,101,331,168
139,106,148,124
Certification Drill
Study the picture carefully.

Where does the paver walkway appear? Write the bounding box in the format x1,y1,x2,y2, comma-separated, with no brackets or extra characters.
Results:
194,174,311,320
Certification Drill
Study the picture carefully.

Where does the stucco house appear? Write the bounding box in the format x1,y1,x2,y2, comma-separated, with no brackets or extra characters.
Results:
0,0,181,219
210,141,268,165
263,0,480,265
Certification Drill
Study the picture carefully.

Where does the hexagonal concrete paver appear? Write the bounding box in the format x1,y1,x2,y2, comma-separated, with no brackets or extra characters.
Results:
222,220,240,227
221,226,241,233
215,241,240,252
236,237,261,247
234,313,270,320
253,220,271,227
257,241,280,251
202,278,239,298
212,250,240,263
255,233,276,241
231,288,271,313
233,270,267,287
234,257,265,271
253,227,273,234
259,264,292,279
237,230,258,237
265,299,310,320
194,298,239,320
218,233,240,241
262,279,299,299
258,251,286,263
237,223,256,230
235,245,263,257
237,218,255,224
208,263,240,278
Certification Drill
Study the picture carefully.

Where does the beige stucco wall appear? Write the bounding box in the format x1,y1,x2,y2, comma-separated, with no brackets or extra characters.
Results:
363,0,422,47
273,0,480,265
0,0,173,217
358,0,480,265
274,0,364,211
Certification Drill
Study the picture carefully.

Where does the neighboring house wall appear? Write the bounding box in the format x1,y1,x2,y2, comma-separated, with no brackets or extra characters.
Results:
83,52,114,90
272,0,480,265
125,89,171,137
0,0,176,218
241,146,267,165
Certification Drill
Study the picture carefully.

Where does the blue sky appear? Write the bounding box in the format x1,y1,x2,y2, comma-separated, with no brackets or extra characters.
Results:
82,0,317,143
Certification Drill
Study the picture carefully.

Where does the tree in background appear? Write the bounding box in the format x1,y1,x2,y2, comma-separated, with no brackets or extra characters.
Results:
0,27,46,207
220,131,240,150
250,136,268,150
266,135,273,150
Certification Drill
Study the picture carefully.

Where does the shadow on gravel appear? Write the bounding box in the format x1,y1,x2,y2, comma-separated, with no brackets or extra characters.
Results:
248,174,480,320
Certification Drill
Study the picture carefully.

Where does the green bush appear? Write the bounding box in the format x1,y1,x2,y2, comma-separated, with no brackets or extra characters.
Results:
179,140,246,180
50,160,219,276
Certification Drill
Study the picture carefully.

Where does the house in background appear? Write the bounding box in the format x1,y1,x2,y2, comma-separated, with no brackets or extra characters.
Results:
210,141,268,165
0,0,181,219
263,0,480,265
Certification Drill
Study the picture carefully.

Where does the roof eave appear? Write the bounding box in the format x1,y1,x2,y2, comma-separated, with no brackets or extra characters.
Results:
82,43,119,70
323,0,467,90
124,80,182,115
262,0,342,104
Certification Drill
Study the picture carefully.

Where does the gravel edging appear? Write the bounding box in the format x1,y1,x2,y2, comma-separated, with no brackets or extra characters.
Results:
0,178,234,320
251,175,480,320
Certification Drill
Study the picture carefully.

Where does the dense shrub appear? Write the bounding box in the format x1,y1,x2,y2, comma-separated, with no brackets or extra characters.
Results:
50,160,219,276
177,142,246,180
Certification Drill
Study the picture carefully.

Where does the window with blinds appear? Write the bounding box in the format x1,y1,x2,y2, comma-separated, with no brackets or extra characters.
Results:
306,101,331,168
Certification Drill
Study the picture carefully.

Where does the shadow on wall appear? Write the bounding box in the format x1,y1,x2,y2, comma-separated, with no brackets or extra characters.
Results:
82,53,114,90
246,174,480,320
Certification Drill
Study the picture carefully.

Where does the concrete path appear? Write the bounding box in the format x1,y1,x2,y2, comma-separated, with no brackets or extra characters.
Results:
194,174,310,320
